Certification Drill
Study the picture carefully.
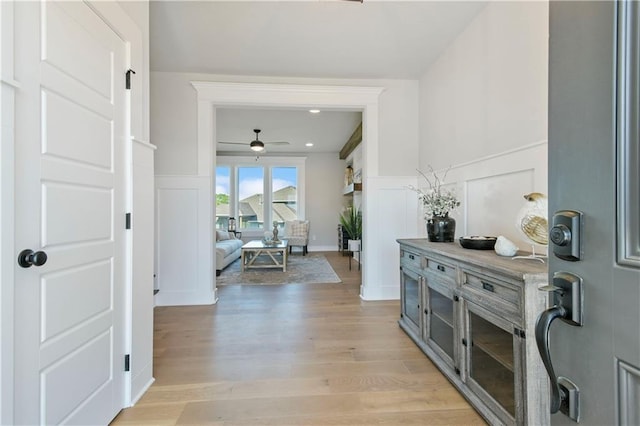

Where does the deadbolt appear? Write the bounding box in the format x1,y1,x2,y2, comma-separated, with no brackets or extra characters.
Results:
550,224,571,246
551,210,583,261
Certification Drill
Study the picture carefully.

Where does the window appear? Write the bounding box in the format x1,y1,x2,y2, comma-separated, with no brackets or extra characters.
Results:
272,167,298,231
215,157,305,234
238,166,264,229
215,166,230,230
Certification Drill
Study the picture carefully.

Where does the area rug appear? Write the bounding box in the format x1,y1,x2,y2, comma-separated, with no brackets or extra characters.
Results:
217,253,341,285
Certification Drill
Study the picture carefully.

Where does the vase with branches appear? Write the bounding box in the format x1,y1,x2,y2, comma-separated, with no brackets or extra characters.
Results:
408,166,460,242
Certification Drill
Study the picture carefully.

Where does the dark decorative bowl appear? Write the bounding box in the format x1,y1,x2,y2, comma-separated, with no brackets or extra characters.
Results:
459,236,498,250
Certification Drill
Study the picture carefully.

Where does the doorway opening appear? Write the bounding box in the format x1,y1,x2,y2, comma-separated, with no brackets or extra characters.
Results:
191,81,383,300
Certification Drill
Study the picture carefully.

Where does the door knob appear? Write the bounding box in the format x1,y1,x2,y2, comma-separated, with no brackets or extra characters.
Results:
18,249,48,268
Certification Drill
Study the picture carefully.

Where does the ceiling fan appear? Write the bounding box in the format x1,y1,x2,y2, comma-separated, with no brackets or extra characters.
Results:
218,129,290,152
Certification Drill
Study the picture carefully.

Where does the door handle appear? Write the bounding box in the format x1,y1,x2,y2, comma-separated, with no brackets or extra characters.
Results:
535,305,567,413
17,249,48,268
535,272,583,414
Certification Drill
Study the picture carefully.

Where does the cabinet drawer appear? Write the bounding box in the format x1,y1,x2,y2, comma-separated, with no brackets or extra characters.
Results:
463,272,521,311
425,258,457,282
400,249,423,270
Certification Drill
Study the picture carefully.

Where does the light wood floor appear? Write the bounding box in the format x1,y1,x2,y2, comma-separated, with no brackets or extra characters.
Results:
111,251,485,425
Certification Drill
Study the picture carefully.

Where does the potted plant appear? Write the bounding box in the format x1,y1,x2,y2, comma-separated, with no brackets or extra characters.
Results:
339,206,362,251
409,166,460,242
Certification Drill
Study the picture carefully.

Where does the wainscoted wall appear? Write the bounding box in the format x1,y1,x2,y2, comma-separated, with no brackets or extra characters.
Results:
362,176,419,300
425,141,548,254
154,176,216,306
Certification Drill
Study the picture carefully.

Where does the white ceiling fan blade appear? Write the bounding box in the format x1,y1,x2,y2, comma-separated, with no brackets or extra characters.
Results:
218,141,247,145
264,141,290,145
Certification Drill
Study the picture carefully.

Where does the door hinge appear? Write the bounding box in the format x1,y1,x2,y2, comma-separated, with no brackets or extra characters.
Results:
453,295,460,302
462,338,468,347
126,69,136,90
124,354,130,372
514,327,526,339
125,213,131,230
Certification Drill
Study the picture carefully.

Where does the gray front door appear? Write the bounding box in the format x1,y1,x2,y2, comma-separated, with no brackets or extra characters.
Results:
548,1,640,424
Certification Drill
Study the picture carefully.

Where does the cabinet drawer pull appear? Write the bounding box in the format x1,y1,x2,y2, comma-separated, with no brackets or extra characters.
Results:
437,265,446,272
481,281,495,292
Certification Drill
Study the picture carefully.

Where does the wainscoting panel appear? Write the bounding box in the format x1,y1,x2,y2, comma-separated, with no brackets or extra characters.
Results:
155,176,216,306
437,142,548,254
362,176,418,301
466,169,534,245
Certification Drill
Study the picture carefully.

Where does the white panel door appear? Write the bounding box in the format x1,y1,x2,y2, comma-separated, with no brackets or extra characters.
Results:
14,1,127,424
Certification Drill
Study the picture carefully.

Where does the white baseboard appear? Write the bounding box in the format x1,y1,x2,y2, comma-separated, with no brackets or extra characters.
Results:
154,289,217,306
307,245,336,252
360,284,400,301
129,376,155,406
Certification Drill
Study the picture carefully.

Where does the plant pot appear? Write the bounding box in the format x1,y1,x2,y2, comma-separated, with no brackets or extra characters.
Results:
348,239,361,252
427,215,456,242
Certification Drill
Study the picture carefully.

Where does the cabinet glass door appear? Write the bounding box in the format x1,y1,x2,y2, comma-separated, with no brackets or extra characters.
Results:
426,284,455,362
401,268,421,330
468,309,515,418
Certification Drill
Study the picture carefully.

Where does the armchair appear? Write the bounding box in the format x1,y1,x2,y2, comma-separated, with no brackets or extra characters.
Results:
284,220,310,255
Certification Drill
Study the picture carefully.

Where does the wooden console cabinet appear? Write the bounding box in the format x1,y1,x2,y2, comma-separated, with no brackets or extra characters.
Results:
397,239,550,425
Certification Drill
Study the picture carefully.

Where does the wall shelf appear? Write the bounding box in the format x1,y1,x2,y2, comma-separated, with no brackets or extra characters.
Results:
342,183,362,195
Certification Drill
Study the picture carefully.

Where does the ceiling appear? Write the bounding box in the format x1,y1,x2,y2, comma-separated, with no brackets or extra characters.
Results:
216,108,362,154
149,0,488,154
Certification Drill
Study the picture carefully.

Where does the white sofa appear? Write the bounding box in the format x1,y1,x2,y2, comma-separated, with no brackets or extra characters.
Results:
216,231,243,276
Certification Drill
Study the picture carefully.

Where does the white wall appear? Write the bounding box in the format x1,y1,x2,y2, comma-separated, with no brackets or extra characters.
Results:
418,1,549,250
151,72,419,177
152,73,420,303
305,153,346,250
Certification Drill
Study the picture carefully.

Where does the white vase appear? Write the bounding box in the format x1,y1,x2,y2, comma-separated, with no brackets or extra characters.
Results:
348,239,361,252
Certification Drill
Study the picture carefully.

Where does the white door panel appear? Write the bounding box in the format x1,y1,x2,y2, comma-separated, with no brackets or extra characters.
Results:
43,1,114,99
43,184,113,245
41,260,112,341
14,1,127,424
41,331,112,425
43,90,113,169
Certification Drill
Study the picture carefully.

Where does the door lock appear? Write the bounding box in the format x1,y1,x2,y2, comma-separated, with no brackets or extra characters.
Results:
550,210,583,261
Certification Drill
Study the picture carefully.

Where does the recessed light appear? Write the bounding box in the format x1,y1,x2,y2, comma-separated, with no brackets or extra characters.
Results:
309,109,320,114
305,143,314,147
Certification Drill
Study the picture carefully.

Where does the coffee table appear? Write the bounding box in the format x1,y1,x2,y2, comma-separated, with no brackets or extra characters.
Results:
241,240,289,272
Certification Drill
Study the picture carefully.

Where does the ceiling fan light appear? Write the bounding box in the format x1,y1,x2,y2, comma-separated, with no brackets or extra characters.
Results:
250,141,265,151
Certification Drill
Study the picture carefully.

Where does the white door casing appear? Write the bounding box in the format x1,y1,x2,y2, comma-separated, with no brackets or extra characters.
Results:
14,1,127,424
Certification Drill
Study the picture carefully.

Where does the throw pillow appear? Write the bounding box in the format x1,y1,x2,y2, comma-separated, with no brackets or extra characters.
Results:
216,230,230,241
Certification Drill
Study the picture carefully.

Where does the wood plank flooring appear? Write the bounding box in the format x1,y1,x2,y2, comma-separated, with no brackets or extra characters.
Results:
111,251,485,425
